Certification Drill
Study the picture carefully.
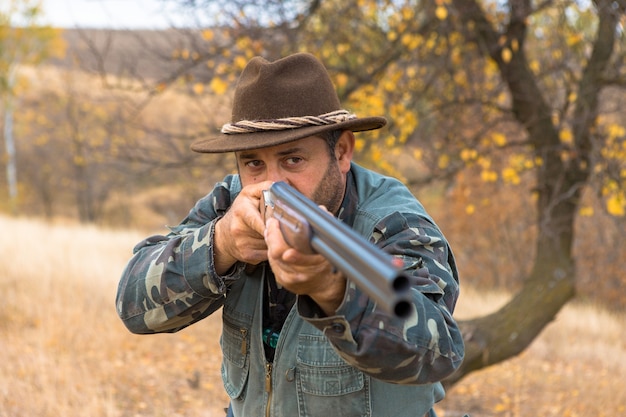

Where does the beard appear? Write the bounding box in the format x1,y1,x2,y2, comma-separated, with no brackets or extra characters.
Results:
311,160,346,215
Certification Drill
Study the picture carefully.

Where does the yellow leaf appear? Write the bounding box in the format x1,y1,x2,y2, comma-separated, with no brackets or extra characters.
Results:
560,129,573,144
481,170,498,182
453,70,467,86
478,157,491,169
401,6,414,20
371,146,383,162
438,154,450,169
579,206,594,217
606,195,625,216
566,33,582,46
493,402,509,412
530,60,540,73
355,138,365,152
435,6,448,20
234,55,248,70
382,78,397,92
400,33,411,47
192,83,204,95
335,73,348,89
524,158,535,169
502,167,520,185
202,29,214,41
460,148,477,161
501,47,512,63
465,204,476,215
337,43,350,55
492,132,507,147
210,77,229,95
607,123,625,139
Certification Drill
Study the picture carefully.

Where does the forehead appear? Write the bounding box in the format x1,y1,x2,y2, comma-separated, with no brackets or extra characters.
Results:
236,136,326,159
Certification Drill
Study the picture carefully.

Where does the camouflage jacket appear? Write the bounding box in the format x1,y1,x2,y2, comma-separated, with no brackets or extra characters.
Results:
116,163,464,416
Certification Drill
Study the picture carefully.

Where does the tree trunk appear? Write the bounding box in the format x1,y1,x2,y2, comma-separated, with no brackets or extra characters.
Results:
3,65,18,215
444,237,576,387
3,107,18,214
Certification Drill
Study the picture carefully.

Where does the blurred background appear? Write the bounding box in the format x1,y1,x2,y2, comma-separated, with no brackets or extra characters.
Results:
1,0,624,416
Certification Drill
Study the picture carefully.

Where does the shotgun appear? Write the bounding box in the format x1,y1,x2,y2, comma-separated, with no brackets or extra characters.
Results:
261,181,413,318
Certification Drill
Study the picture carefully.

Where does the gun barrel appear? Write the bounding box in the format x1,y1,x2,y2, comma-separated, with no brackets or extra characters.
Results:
267,182,413,318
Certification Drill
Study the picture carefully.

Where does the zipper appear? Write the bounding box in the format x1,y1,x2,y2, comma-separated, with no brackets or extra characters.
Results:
263,296,298,416
265,362,273,417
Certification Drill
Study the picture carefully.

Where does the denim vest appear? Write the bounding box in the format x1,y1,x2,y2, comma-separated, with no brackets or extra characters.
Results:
221,164,446,416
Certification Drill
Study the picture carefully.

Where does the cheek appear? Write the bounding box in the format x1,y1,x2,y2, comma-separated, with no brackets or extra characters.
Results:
238,172,257,186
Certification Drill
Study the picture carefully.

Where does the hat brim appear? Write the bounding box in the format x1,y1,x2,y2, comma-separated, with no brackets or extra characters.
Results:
190,116,387,153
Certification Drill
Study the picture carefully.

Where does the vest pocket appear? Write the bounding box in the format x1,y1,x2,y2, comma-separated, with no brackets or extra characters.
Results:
296,334,370,416
221,313,251,399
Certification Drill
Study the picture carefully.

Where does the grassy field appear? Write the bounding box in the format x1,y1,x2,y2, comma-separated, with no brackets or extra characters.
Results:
1,215,624,416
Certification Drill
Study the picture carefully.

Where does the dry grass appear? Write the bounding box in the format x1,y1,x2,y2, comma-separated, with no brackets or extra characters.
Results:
0,215,228,417
1,215,624,416
437,288,626,417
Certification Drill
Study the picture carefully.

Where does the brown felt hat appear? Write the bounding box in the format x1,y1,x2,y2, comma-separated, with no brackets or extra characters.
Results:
190,52,387,153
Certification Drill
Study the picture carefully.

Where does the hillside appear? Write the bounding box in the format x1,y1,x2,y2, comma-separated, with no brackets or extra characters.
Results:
50,28,213,82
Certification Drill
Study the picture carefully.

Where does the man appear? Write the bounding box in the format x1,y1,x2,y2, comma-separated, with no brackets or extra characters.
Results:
116,52,464,416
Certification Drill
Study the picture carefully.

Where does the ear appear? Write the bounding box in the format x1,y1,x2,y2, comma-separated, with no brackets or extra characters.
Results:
335,130,355,174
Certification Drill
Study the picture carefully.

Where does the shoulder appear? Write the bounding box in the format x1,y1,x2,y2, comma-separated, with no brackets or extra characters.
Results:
350,163,434,226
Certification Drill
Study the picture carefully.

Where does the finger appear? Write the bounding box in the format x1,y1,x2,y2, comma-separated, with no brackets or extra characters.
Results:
242,181,274,235
264,218,287,254
244,208,266,237
243,180,274,201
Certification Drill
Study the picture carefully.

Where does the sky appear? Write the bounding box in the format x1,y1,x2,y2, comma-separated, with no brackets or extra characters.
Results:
39,0,190,29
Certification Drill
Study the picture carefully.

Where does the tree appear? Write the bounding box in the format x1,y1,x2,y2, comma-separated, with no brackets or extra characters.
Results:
438,0,625,385
0,0,63,214
162,0,625,386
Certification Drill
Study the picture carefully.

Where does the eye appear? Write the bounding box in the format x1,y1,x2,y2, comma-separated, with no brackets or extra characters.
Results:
245,160,264,168
284,156,303,166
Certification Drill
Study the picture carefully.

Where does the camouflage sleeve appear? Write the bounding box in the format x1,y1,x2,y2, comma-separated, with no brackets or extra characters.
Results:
115,180,241,334
298,211,464,384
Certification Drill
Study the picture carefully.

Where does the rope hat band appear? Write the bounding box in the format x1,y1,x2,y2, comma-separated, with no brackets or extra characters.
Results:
220,110,357,134
191,53,386,153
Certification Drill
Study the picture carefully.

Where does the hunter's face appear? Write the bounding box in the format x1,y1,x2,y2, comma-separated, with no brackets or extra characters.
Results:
236,133,354,214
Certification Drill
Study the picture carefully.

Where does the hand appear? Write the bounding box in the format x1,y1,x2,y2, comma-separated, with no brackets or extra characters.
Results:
214,181,273,274
264,216,346,315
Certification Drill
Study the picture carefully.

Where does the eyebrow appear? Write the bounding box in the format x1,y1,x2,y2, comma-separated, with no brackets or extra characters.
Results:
238,146,306,160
